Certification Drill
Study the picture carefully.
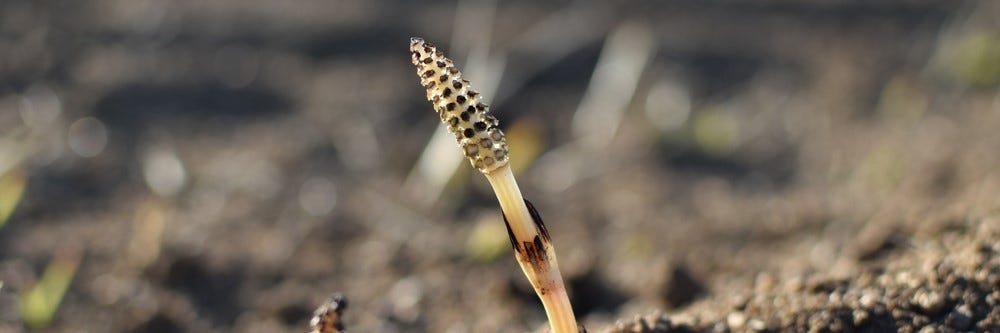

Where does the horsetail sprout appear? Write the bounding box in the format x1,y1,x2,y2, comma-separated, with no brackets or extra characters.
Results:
410,37,583,333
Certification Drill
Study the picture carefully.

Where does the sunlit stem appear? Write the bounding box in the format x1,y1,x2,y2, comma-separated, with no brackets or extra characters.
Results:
485,165,579,333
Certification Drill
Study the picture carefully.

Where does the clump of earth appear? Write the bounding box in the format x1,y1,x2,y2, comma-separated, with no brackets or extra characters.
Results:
610,219,1000,333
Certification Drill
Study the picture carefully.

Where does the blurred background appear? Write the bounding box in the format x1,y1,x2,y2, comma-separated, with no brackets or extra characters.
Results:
2,0,1000,332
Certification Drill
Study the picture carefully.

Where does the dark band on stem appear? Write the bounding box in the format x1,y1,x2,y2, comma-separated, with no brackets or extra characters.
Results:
524,199,551,242
503,211,519,252
500,200,553,275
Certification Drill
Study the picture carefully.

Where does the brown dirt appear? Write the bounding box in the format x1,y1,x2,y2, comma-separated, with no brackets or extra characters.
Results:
1,1,999,333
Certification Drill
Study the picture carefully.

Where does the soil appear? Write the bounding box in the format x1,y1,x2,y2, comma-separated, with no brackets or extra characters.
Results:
1,1,999,333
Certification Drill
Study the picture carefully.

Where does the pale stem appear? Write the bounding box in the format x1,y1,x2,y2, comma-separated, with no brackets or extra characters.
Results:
485,165,579,333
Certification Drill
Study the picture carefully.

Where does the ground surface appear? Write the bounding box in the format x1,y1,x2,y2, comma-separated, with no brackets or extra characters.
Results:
1,1,999,332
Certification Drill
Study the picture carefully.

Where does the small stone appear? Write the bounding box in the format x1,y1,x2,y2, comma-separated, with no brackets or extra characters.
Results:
913,290,945,316
853,309,870,326
727,312,746,330
829,291,843,305
860,292,878,308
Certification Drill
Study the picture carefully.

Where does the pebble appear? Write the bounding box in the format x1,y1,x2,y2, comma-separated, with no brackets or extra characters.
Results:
860,291,878,308
912,290,945,316
852,309,869,326
726,312,746,330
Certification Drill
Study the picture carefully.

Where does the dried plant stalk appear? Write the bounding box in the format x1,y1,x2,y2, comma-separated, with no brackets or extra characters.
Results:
410,37,582,333
309,294,348,333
